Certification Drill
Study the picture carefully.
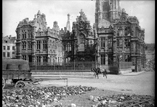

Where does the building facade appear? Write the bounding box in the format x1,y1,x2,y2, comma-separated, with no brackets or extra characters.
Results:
3,35,16,58
16,11,63,65
95,0,146,71
61,10,96,63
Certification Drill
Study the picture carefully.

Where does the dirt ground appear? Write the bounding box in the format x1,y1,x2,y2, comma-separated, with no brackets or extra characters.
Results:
4,72,154,107
37,72,154,96
34,72,154,107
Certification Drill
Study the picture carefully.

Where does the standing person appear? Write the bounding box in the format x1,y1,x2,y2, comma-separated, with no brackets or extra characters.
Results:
102,69,107,78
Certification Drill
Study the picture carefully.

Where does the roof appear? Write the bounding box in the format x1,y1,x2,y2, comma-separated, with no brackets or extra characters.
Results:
3,36,16,44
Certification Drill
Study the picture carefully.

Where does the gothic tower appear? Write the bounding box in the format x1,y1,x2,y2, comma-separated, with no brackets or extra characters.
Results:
95,0,121,26
109,0,121,22
66,14,70,32
95,0,110,28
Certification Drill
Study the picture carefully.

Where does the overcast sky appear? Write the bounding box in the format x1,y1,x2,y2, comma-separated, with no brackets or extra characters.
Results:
3,0,155,43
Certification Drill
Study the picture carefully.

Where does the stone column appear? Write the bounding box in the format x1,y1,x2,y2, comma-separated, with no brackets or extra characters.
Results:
105,37,108,65
105,54,108,65
41,56,43,65
98,54,101,66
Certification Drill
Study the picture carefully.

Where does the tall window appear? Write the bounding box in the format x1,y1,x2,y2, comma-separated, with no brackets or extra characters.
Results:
124,39,130,48
117,39,123,47
3,46,5,50
31,33,34,38
43,56,47,62
66,43,71,52
7,52,10,57
37,56,41,65
101,37,105,48
101,54,105,65
43,40,47,50
37,40,41,50
12,46,15,50
108,38,112,51
28,30,31,38
3,52,5,57
28,41,32,49
22,55,26,60
24,32,27,39
22,41,26,49
125,55,131,62
22,31,27,39
7,46,10,50
22,34,24,39
118,29,123,36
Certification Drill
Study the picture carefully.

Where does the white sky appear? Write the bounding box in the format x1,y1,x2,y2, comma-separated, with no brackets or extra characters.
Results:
3,0,155,43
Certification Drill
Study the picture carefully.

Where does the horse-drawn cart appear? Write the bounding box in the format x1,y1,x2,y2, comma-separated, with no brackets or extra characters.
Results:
2,58,34,89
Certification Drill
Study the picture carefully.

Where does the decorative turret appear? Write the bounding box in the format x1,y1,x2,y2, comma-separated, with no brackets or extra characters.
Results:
37,10,41,15
66,14,71,32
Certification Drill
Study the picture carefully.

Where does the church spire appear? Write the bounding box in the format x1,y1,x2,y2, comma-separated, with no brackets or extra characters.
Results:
66,14,70,32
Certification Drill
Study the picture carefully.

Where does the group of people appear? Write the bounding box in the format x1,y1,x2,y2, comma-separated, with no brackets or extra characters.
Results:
91,66,107,79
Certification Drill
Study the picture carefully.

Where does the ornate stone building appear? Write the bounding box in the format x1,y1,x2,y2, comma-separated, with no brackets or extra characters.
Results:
16,11,63,65
95,0,146,71
61,10,96,63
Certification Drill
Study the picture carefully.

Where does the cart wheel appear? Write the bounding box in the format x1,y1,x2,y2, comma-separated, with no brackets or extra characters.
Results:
2,78,5,89
15,81,25,88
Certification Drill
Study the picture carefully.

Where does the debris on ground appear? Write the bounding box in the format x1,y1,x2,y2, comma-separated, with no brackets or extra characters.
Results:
2,86,95,107
89,94,154,107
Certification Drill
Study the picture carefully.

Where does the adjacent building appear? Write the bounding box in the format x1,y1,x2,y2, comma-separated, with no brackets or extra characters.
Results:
3,35,16,58
16,11,63,65
95,0,146,71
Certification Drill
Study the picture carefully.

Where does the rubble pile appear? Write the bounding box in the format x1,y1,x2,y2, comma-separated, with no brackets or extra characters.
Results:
2,86,95,107
145,59,155,72
89,94,154,107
